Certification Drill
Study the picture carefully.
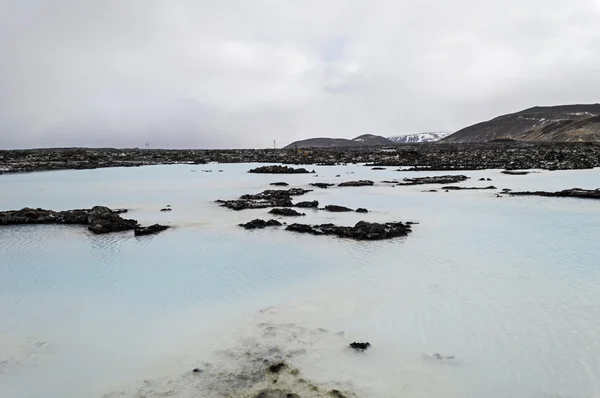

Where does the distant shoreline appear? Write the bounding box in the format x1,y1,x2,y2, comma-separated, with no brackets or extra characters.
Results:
1,142,599,174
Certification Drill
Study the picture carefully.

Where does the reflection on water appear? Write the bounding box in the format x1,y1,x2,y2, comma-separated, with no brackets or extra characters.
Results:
1,164,600,397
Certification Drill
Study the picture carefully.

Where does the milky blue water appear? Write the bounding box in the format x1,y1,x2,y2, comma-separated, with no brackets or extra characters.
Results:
1,164,600,398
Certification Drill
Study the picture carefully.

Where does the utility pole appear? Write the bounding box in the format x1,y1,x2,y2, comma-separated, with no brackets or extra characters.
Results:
144,142,150,149
273,139,276,149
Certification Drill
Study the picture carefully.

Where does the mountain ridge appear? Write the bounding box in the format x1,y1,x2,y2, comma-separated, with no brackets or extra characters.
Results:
442,104,600,143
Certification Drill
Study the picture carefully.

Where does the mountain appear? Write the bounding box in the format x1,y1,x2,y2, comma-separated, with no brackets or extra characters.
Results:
442,104,600,143
284,134,394,149
351,134,395,145
388,132,451,143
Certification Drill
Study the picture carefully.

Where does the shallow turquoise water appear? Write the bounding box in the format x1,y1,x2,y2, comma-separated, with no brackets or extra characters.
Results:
1,164,600,397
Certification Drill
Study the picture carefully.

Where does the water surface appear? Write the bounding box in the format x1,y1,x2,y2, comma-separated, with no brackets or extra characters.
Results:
1,164,600,397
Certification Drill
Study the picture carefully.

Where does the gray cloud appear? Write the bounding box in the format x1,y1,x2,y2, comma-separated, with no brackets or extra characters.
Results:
1,0,599,148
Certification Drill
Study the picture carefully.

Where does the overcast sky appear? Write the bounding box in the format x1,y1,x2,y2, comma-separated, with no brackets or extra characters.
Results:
1,0,599,149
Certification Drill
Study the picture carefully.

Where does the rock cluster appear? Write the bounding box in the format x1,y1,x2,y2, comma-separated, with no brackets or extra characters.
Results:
217,188,312,211
0,206,169,236
286,221,412,240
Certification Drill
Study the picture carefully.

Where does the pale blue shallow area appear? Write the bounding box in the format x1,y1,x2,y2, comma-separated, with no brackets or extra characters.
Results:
1,164,600,398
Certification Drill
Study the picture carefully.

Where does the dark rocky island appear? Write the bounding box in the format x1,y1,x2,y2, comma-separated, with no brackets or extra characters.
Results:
324,205,354,212
286,220,413,240
239,219,283,229
269,208,305,217
248,165,313,174
310,183,335,189
134,224,170,236
217,188,312,211
397,175,469,185
441,185,497,190
509,188,600,200
0,206,168,236
338,180,374,187
295,200,319,208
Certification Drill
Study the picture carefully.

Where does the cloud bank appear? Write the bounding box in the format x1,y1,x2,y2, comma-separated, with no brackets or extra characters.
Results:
1,0,599,148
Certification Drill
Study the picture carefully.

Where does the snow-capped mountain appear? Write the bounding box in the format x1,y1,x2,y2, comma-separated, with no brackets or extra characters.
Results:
387,132,452,143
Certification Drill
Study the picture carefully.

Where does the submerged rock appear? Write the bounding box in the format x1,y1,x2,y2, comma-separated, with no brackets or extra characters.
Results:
349,342,371,351
324,205,353,212
134,224,170,236
371,167,386,170
239,219,283,229
286,220,413,240
510,188,600,200
338,180,374,187
248,165,313,174
355,208,368,213
269,208,305,217
270,182,289,186
397,175,468,185
160,207,172,211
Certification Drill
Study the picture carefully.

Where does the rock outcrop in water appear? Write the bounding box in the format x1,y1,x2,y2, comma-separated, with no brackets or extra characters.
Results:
397,175,469,186
349,342,371,351
248,165,313,174
239,219,283,229
501,170,531,175
0,206,138,234
338,180,374,187
134,224,170,236
324,205,354,212
294,200,319,208
217,188,312,211
309,183,335,189
441,185,497,190
270,182,289,186
286,221,412,240
509,188,600,199
269,208,305,217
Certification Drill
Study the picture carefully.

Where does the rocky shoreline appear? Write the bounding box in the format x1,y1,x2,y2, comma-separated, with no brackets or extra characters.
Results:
2,142,600,174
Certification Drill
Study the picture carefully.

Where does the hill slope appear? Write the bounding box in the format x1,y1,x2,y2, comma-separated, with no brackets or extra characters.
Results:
388,132,451,143
284,134,393,149
442,104,600,143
